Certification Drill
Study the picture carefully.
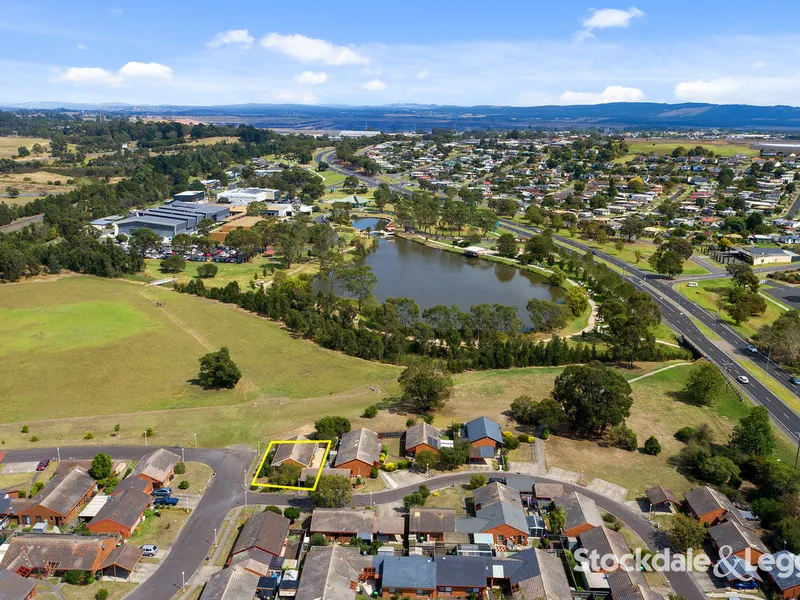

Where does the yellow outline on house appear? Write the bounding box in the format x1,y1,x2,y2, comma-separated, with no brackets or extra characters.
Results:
250,439,332,491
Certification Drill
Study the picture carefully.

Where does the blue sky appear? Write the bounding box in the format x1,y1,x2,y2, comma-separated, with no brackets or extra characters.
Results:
2,1,799,106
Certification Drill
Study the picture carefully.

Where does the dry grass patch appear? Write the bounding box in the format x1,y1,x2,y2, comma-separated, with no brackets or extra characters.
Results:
60,581,137,600
0,137,52,159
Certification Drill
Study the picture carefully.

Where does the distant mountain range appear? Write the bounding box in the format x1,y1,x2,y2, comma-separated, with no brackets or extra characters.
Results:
4,101,800,131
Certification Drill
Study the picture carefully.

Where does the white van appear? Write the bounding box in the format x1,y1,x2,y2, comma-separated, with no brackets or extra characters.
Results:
687,281,698,287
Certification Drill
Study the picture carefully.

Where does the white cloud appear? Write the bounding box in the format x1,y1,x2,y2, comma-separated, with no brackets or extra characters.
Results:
582,7,645,31
57,67,122,85
109,7,123,14
560,85,646,104
261,33,369,65
361,79,387,92
207,29,254,49
118,61,173,79
274,90,320,104
294,70,328,84
674,77,743,102
76,44,87,51
416,69,430,79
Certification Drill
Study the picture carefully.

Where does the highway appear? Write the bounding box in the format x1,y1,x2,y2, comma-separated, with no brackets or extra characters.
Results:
4,447,705,600
498,218,800,440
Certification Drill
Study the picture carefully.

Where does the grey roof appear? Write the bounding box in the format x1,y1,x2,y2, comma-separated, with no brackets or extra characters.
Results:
89,490,151,529
116,215,184,229
271,437,317,468
464,417,503,444
130,449,180,484
295,546,368,600
0,534,113,572
579,527,631,567
475,502,529,536
334,429,381,467
200,563,261,600
684,486,742,524
111,477,150,496
645,485,680,506
100,544,144,572
709,520,768,555
606,569,664,600
232,510,290,557
405,423,440,451
456,517,491,534
435,555,492,587
534,483,564,499
473,482,523,509
768,550,800,590
0,568,37,600
555,492,603,532
380,556,437,589
408,508,457,534
310,509,374,534
504,475,535,493
35,468,95,516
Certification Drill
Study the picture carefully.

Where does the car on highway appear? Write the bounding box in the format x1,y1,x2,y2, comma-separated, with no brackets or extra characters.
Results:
746,344,759,354
791,376,800,386
737,375,750,384
141,545,158,557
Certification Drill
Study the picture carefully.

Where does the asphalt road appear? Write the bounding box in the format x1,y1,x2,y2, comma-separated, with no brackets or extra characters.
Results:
4,448,704,600
763,280,800,309
498,219,800,437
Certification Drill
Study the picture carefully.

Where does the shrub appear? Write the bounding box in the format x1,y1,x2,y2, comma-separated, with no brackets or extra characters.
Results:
405,418,417,427
609,424,637,452
383,463,397,472
643,436,662,456
370,467,379,478
418,485,430,499
30,436,39,442
264,505,282,515
518,433,531,442
284,506,301,521
178,480,190,490
675,426,697,443
469,474,488,490
174,461,186,475
541,426,550,440
403,492,426,511
84,432,94,440
397,459,412,470
21,425,28,433
503,433,521,450
602,513,618,524
310,533,327,546
30,481,44,496
361,405,378,418
96,590,109,600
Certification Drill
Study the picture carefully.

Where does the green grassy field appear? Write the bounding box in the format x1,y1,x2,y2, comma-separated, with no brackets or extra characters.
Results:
674,278,783,339
0,276,400,447
620,139,759,160
138,258,319,287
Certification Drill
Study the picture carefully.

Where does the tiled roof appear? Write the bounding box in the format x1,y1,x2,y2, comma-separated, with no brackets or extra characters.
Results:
89,490,151,529
555,491,603,532
310,509,374,534
334,429,381,467
0,568,37,600
231,510,290,557
130,449,180,484
0,534,113,573
473,482,523,509
100,544,144,572
380,556,437,589
271,437,317,468
295,546,369,600
408,508,456,534
35,468,95,517
579,527,631,568
464,417,503,444
475,502,529,536
768,550,800,590
534,483,564,499
606,569,664,600
709,520,768,555
645,486,680,506
200,563,261,600
405,423,441,451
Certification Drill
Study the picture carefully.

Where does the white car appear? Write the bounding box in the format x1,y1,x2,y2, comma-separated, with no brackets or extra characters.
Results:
737,375,750,384
687,281,698,288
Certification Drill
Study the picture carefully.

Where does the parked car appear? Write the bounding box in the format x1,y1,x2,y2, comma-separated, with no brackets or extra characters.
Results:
36,460,49,472
152,487,172,497
141,545,158,557
790,376,800,386
687,281,698,288
731,580,759,591
154,496,179,506
737,375,750,384
746,345,759,354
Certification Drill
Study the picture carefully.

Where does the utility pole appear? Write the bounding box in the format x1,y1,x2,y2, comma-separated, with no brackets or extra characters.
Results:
56,447,60,462
763,345,772,381
144,430,148,446
794,432,800,469
194,432,198,448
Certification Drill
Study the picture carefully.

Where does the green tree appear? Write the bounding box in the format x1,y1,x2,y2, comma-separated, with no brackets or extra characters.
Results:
343,175,360,190
398,363,454,413
17,146,30,158
340,265,377,310
549,505,566,533
526,298,570,333
196,263,218,278
564,286,589,317
198,218,216,236
160,254,186,273
414,450,438,473
667,514,707,552
609,423,638,451
170,233,193,255
314,416,351,441
90,453,113,480
197,347,242,389
5,186,20,198
284,506,301,521
681,360,725,406
553,362,633,433
643,436,662,456
496,233,519,258
129,228,162,255
310,533,327,546
730,406,776,457
648,248,684,278
310,475,352,508
469,474,488,490
620,216,645,242
270,464,302,487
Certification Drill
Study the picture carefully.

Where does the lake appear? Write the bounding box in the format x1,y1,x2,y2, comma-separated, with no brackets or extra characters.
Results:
319,218,565,329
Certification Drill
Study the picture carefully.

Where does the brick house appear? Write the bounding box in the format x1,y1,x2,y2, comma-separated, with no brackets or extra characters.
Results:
227,510,290,566
708,520,768,565
333,429,381,478
684,486,737,525
767,550,800,599
404,423,441,457
553,491,603,537
12,468,96,527
0,569,37,599
408,508,456,542
87,490,152,538
271,436,318,469
463,417,503,449
129,449,180,493
0,534,115,577
310,509,404,544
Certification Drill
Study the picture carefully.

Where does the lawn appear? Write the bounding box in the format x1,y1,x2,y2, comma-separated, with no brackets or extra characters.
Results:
424,486,469,516
545,363,794,499
60,582,137,600
0,472,34,490
176,461,213,493
132,508,190,549
0,275,400,448
618,139,759,160
139,258,318,288
674,278,783,340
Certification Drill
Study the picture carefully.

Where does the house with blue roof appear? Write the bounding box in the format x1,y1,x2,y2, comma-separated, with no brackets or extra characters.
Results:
463,417,503,449
766,550,800,599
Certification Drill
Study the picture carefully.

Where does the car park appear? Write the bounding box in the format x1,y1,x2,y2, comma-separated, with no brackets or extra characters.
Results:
141,545,158,557
737,375,750,384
